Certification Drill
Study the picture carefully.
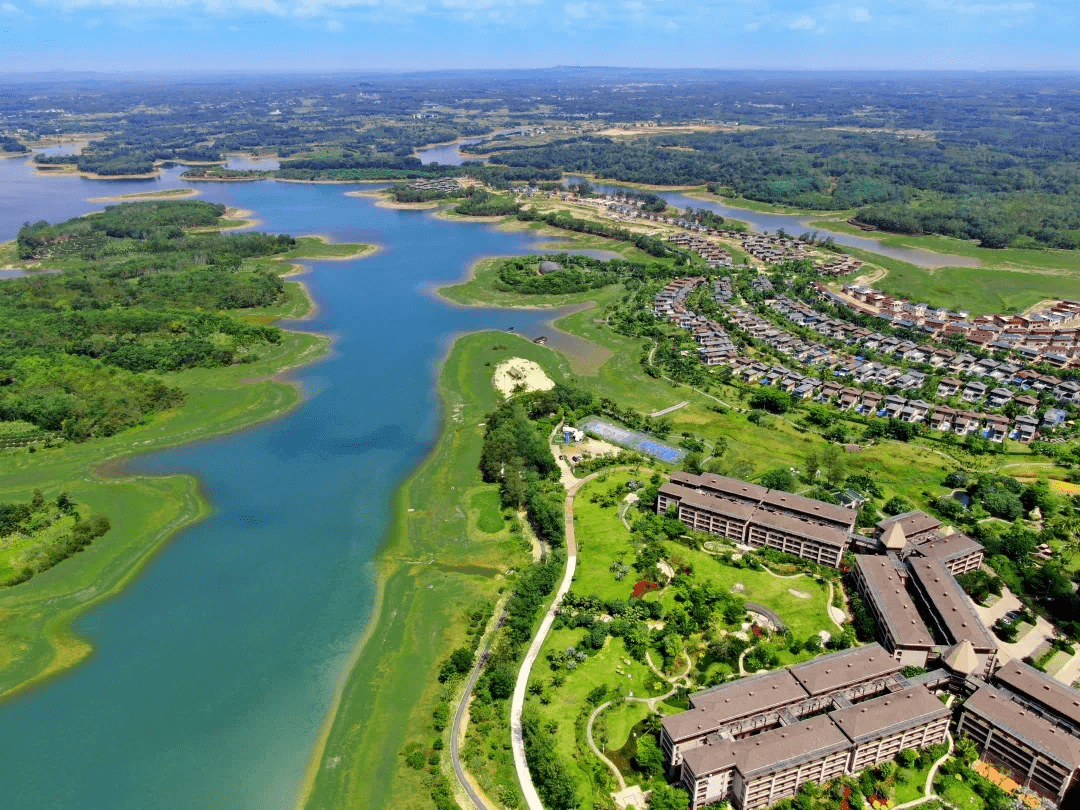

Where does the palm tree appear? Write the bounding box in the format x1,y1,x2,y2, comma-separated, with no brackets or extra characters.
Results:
1049,514,1080,564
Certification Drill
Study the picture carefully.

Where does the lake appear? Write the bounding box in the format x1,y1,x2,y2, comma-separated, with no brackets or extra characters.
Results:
0,153,596,809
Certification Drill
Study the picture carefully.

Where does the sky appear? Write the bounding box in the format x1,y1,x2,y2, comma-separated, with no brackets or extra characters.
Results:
1,0,1078,72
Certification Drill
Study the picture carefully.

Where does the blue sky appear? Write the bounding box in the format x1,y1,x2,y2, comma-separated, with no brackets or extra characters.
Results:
2,0,1077,72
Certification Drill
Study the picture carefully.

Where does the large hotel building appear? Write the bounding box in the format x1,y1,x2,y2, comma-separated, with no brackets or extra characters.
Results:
657,472,859,567
653,472,1080,807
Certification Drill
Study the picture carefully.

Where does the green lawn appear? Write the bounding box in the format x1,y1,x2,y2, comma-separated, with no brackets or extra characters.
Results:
892,760,935,804
471,488,506,534
938,773,986,810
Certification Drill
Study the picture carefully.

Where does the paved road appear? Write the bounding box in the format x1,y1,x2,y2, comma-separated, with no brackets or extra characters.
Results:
511,469,619,810
450,610,507,810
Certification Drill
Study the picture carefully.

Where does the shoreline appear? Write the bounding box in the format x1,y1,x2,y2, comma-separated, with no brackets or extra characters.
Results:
0,231,376,703
87,188,201,203
299,330,574,810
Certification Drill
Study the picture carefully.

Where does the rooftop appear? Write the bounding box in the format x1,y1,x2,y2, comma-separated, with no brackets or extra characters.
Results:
907,556,997,651
877,510,941,539
789,643,901,696
829,686,950,744
665,671,807,742
681,714,851,780
670,471,768,503
995,659,1080,729
965,686,1080,770
761,488,856,527
912,532,984,564
750,508,851,549
659,482,758,523
853,555,934,648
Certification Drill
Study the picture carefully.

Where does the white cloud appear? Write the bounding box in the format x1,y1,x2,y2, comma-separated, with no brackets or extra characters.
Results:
851,6,870,22
743,19,760,30
325,16,341,27
788,13,816,29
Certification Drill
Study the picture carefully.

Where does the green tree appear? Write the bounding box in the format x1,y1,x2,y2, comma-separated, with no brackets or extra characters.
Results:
822,444,845,488
648,783,691,810
633,734,666,777
804,450,819,483
760,467,796,492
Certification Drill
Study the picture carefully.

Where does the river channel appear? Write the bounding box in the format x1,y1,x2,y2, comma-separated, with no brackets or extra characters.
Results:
0,154,595,809
416,138,977,269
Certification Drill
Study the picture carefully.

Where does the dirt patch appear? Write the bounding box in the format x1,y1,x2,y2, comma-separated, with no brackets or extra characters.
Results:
788,588,812,599
731,583,746,593
492,357,555,398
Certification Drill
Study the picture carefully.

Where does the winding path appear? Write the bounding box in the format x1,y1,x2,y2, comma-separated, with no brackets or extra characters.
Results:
510,469,613,810
449,609,508,810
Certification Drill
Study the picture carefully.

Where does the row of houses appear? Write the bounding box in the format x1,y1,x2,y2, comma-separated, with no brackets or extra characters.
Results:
738,233,813,265
835,285,1080,367
817,256,865,276
406,178,460,193
775,293,1078,407
669,233,734,269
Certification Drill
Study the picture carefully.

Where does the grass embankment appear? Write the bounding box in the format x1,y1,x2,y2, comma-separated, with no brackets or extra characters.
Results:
0,238,370,700
301,332,574,810
837,243,1080,316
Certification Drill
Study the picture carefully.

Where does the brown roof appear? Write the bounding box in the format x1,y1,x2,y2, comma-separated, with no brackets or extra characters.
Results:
681,714,850,779
853,555,934,648
913,532,984,564
965,687,1080,770
761,489,856,528
670,471,768,503
877,510,941,538
995,659,1080,729
829,686,950,743
907,556,997,651
659,482,757,523
666,671,807,742
750,508,851,549
789,643,900,695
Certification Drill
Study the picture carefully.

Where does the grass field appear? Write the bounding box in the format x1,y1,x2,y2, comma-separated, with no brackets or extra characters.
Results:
300,332,575,810
838,244,1080,316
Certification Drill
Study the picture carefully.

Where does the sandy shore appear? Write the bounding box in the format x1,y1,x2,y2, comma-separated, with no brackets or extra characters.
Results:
87,188,200,203
492,357,556,398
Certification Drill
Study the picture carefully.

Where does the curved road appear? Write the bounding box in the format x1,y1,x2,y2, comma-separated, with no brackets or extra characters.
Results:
450,610,507,810
510,469,623,810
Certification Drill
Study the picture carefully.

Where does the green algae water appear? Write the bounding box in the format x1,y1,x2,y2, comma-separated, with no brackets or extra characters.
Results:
0,156,592,809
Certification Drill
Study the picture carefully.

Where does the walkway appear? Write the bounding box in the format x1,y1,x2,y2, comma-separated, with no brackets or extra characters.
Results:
893,727,954,810
510,469,614,810
649,400,688,418
759,562,847,629
450,608,507,810
584,652,691,791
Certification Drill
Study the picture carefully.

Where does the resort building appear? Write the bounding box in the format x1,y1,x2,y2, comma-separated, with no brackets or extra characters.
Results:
657,472,857,567
958,686,1080,801
907,556,998,677
993,660,1080,738
672,653,950,810
851,554,936,668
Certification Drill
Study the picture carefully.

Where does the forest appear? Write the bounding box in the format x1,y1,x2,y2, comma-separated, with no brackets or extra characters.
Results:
1,201,296,441
480,128,1080,249
5,71,1078,248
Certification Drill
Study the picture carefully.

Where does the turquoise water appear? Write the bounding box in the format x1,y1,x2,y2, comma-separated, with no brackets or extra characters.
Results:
0,155,592,809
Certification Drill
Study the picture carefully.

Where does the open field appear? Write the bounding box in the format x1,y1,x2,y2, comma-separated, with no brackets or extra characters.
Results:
301,332,574,810
838,245,1080,315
